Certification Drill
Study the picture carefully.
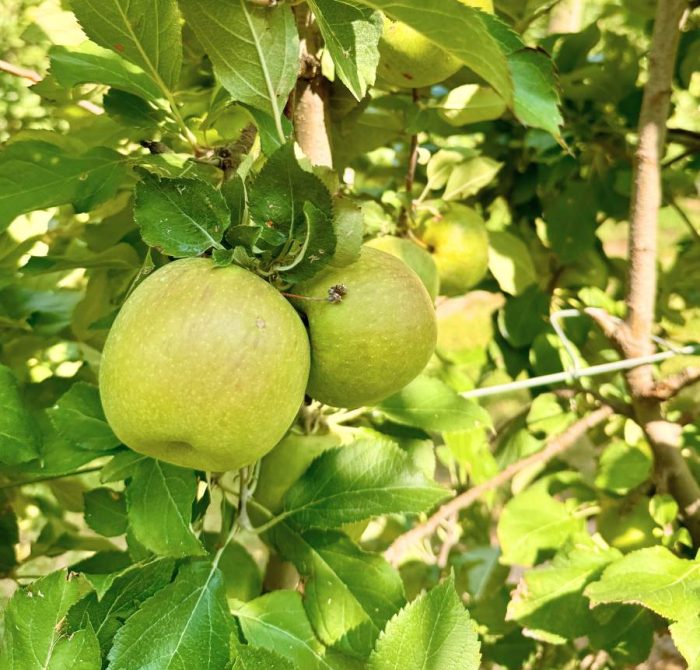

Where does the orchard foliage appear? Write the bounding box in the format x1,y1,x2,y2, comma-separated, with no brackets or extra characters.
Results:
0,0,699,669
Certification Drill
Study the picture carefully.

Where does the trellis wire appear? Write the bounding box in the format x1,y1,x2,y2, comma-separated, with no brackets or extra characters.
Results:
460,309,699,400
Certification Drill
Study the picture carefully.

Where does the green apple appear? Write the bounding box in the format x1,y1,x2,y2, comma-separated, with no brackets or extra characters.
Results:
99,257,310,472
366,235,440,300
598,497,658,552
377,0,494,89
255,431,341,513
422,204,489,296
294,247,437,409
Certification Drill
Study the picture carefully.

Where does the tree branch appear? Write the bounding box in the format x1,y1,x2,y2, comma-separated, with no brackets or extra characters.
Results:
384,406,613,567
619,0,700,545
292,6,333,168
653,367,700,400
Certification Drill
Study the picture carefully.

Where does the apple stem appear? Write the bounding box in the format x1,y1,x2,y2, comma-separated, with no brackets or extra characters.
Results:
282,284,347,304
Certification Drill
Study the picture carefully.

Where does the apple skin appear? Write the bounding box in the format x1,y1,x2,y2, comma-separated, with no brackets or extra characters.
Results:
422,204,489,296
365,236,440,301
377,0,494,89
294,247,437,409
99,257,310,472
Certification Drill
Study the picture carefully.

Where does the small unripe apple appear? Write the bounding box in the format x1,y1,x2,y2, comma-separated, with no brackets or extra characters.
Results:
598,497,657,552
294,247,437,409
422,204,489,296
366,235,440,300
377,0,494,89
99,258,310,471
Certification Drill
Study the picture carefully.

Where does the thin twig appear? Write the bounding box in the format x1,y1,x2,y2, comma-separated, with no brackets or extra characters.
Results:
0,59,104,116
384,406,613,567
668,196,700,243
0,466,103,491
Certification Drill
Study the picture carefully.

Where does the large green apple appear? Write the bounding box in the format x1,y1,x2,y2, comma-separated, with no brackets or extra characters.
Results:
294,247,437,409
422,204,489,296
377,0,494,89
99,258,310,472
366,235,440,300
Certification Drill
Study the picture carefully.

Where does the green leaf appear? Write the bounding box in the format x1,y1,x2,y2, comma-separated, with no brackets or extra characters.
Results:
378,375,492,433
670,616,700,670
0,571,92,669
45,623,101,670
48,382,120,452
443,157,503,201
584,546,700,621
0,364,40,465
282,438,449,529
126,459,205,557
233,591,333,670
269,526,405,657
22,243,141,275
368,576,481,670
70,0,182,91
0,142,126,232
594,440,652,495
308,0,382,100
68,559,175,653
487,231,537,297
506,540,620,643
507,48,563,138
83,488,127,537
354,0,512,106
279,202,337,283
543,183,598,264
100,451,148,483
104,89,165,128
497,285,549,348
180,0,298,141
134,173,229,257
0,494,18,572
497,485,585,567
249,143,333,242
107,561,233,670
231,640,295,670
49,42,162,101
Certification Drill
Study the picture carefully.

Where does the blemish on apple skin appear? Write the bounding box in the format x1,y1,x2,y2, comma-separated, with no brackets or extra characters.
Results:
256,318,266,330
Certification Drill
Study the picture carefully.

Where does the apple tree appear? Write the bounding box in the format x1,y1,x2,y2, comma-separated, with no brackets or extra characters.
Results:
0,0,699,668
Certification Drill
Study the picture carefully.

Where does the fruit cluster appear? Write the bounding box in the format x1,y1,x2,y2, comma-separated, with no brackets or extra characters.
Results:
99,247,437,471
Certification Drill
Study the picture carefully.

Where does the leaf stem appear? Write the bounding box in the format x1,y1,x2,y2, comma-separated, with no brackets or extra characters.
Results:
247,498,291,535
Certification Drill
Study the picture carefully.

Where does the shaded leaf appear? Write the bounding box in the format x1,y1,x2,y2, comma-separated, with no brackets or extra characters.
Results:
126,459,205,557
0,364,40,465
0,142,126,232
48,382,120,452
134,173,229,257
83,488,128,537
